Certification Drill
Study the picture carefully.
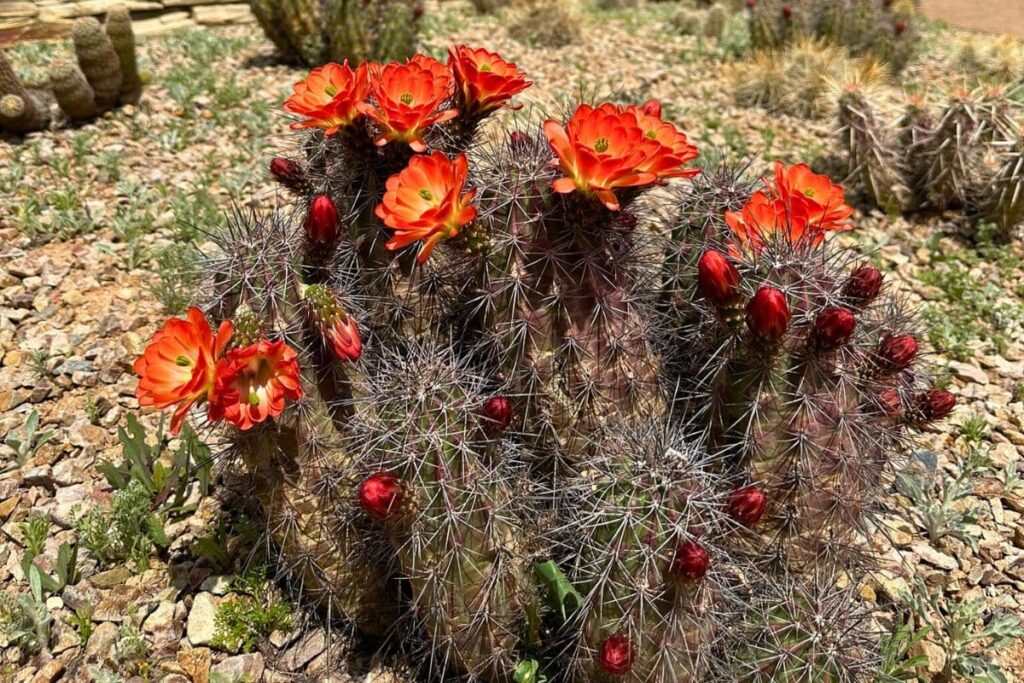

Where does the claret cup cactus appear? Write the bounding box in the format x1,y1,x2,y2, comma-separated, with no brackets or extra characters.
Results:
132,44,954,681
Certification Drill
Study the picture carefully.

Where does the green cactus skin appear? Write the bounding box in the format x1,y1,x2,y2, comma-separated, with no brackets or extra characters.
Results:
50,58,99,121
703,5,728,40
0,50,50,133
561,423,728,683
281,0,326,66
977,130,1024,240
104,5,142,105
837,88,906,214
0,92,49,134
356,347,537,681
912,96,981,211
749,0,783,51
72,17,123,113
250,0,302,62
728,573,881,682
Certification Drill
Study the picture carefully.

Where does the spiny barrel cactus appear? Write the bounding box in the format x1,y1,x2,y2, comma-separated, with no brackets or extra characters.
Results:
71,17,123,112
249,0,423,67
833,84,1024,240
131,46,954,682
0,49,51,134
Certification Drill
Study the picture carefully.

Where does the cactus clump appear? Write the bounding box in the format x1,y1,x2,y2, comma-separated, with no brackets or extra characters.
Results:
49,58,99,121
104,5,142,104
249,0,423,66
0,49,51,134
71,17,123,112
131,46,955,681
832,84,1024,239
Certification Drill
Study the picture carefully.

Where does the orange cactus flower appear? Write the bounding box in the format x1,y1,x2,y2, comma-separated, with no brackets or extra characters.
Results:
769,162,853,233
375,151,478,263
448,45,531,117
724,190,813,254
543,102,699,211
357,55,458,152
284,61,369,136
208,340,303,431
627,100,700,181
134,307,233,434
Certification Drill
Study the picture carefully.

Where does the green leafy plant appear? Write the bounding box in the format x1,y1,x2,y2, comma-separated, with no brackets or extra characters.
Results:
19,513,50,558
74,480,166,570
211,568,292,653
907,581,1024,682
878,612,931,682
21,540,78,594
68,603,95,645
0,565,52,653
98,415,212,518
3,410,54,470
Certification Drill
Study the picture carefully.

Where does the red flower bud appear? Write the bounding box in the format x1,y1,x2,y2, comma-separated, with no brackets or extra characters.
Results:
746,286,790,341
325,315,361,363
306,194,340,243
670,541,710,582
729,486,766,526
269,157,305,192
482,396,513,434
781,5,793,19
745,0,757,7
876,334,918,372
599,634,634,674
877,388,904,417
811,307,856,350
895,21,908,35
697,251,740,306
843,264,883,305
640,99,662,117
359,472,402,520
509,130,532,149
916,390,956,421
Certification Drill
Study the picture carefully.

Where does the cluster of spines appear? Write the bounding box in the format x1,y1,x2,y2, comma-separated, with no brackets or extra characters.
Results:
746,0,917,72
835,85,1024,239
250,0,423,67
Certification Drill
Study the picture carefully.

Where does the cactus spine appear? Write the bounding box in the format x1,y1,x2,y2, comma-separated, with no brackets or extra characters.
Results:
977,129,1024,240
836,86,905,214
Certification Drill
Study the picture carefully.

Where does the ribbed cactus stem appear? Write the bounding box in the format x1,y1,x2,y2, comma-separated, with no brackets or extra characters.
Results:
281,0,326,66
914,96,980,210
72,17,123,112
104,5,142,104
50,58,98,121
749,0,783,51
0,93,49,133
836,88,905,214
250,0,301,62
978,130,1024,239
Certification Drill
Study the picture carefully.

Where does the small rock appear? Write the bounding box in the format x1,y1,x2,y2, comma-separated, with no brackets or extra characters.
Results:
187,592,219,646
85,621,118,660
91,565,132,588
30,659,63,683
143,600,176,634
211,653,265,682
948,361,989,386
913,543,959,571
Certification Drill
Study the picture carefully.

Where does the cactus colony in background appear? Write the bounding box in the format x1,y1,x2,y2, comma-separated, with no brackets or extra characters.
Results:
0,4,142,135
836,83,1024,240
746,0,917,72
249,0,423,66
133,44,955,682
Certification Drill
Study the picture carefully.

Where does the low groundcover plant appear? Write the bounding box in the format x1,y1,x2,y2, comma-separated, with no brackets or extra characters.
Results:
131,44,955,682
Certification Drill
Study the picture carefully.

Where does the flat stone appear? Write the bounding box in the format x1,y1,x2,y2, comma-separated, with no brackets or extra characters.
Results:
30,659,63,683
84,621,118,660
948,361,989,386
90,565,132,588
914,543,959,571
143,600,176,634
187,592,219,646
211,653,265,682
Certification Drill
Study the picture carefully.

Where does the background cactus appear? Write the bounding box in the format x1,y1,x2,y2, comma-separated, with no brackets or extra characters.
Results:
104,5,143,105
248,0,423,66
832,84,1024,240
71,17,123,112
0,49,51,134
49,58,98,122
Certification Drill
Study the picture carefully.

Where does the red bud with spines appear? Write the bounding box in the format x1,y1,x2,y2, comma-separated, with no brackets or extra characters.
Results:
697,250,740,306
876,334,918,372
843,264,884,306
895,21,908,35
915,390,956,421
781,5,793,19
509,130,532,149
599,634,634,674
746,286,790,342
359,472,402,520
269,157,306,193
729,486,766,526
306,194,340,244
482,395,513,435
877,388,904,417
304,284,362,363
811,307,856,350
670,541,710,582
745,0,757,7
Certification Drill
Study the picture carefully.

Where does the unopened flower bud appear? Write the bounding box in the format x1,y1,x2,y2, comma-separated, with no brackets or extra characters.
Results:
843,264,883,305
359,472,402,520
915,390,956,421
269,157,306,193
640,99,662,117
876,334,918,372
599,634,634,674
811,307,856,350
670,541,710,582
697,251,740,306
746,286,790,341
729,486,766,526
306,194,340,244
304,284,362,363
482,396,513,434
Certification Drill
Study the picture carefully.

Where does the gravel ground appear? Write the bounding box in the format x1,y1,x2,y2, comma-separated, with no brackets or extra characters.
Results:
1,1,1023,681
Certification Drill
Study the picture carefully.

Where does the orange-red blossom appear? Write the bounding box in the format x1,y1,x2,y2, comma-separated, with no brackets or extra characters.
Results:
207,340,303,431
375,151,478,264
448,45,531,117
284,61,369,135
543,101,699,211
